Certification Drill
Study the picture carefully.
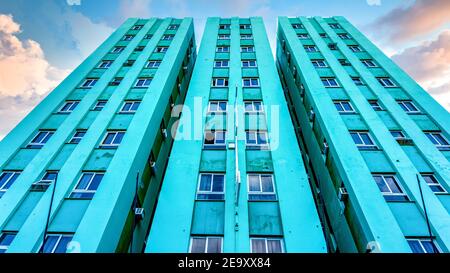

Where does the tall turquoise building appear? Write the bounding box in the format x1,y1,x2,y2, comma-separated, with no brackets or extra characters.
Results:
276,16,450,253
146,17,327,253
0,17,196,253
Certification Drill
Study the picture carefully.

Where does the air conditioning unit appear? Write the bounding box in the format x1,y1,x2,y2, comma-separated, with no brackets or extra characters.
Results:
134,208,145,221
31,180,53,191
309,109,315,122
338,187,348,201
396,137,414,146
161,128,168,139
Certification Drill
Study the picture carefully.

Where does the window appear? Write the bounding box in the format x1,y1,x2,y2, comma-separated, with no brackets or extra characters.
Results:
248,174,276,201
162,34,174,41
321,77,339,87
328,43,337,50
298,33,309,39
80,78,98,88
203,130,226,148
111,46,125,53
122,35,134,41
243,78,260,87
350,131,376,150
69,130,86,144
100,131,125,148
407,238,440,253
352,77,364,86
251,237,284,253
40,234,74,253
334,101,355,113
123,60,135,67
214,60,229,68
244,101,264,113
373,174,408,201
59,101,79,113
27,130,54,148
339,59,351,66
304,45,318,52
146,60,161,68
211,78,229,87
369,100,383,111
241,60,257,68
361,59,377,67
208,101,227,113
134,46,145,52
329,23,341,29
167,24,179,30
240,24,251,29
196,173,225,200
292,24,303,29
398,100,420,113
390,130,406,140
219,24,230,30
425,131,450,150
377,77,396,87
135,77,152,88
98,60,113,68
132,24,143,30
154,47,168,53
246,130,269,148
421,174,446,193
109,77,122,86
0,233,16,253
311,59,327,68
218,34,230,40
0,171,20,198
241,46,254,52
216,46,230,52
33,171,58,190
144,34,153,39
189,237,223,253
70,172,104,199
348,45,362,52
240,34,253,40
319,33,328,38
93,100,107,111
338,33,351,39
120,101,141,113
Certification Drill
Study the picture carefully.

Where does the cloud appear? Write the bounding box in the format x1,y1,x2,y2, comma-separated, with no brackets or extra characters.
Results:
119,0,153,21
368,0,450,44
392,30,450,111
0,14,69,140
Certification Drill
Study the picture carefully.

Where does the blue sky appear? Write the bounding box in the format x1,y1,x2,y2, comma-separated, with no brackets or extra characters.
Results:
0,0,449,139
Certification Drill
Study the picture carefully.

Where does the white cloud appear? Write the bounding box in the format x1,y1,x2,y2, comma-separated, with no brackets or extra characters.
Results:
0,14,69,140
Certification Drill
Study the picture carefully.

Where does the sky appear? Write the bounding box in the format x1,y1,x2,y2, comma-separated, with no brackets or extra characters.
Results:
0,0,449,140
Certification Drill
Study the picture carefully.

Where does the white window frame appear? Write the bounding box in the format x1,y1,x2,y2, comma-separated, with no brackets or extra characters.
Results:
40,234,74,253
0,171,21,196
144,34,153,39
203,130,226,148
80,78,98,88
244,101,264,113
377,77,396,87
120,101,141,113
311,59,327,68
297,33,309,39
329,23,341,29
246,130,269,147
369,100,383,111
372,174,407,199
247,174,276,199
167,24,179,30
241,60,257,68
352,77,364,86
425,131,450,149
134,77,152,88
242,78,260,88
338,33,351,39
93,100,107,111
348,45,362,52
292,24,303,29
162,34,174,41
196,173,225,200
218,34,230,40
214,60,229,68
407,238,441,253
59,101,79,113
98,60,113,68
250,237,284,253
0,232,16,253
334,100,355,113
390,130,406,140
304,45,318,52
131,25,143,30
398,100,420,114
421,174,447,194
350,131,377,149
27,130,54,148
240,34,253,40
146,60,161,68
240,46,255,53
69,130,86,144
216,46,230,52
361,59,377,68
208,101,227,113
219,24,230,30
122,35,134,41
321,77,340,87
111,46,124,53
154,47,168,53
240,24,251,29
100,131,125,148
70,172,104,198
211,78,229,87
189,237,223,253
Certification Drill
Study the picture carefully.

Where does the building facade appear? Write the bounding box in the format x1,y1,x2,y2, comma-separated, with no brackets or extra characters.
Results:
276,16,450,253
146,17,327,253
0,17,196,253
